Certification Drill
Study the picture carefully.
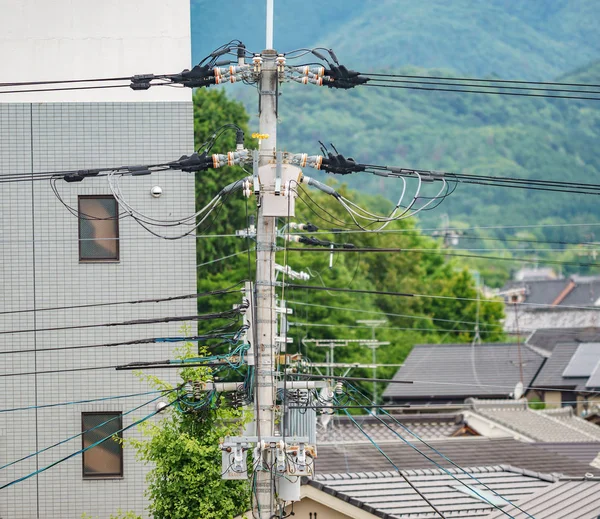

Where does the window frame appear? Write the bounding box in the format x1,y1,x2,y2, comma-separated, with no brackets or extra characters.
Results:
81,411,124,479
78,195,120,263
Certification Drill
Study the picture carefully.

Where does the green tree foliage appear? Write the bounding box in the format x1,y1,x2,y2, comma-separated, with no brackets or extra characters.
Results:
126,338,250,519
193,88,505,394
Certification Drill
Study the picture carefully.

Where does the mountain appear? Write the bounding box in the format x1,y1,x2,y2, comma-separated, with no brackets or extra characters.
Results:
191,2,600,258
191,0,600,79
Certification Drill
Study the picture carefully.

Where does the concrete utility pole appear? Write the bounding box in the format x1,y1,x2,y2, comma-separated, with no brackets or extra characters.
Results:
254,2,279,515
356,320,388,413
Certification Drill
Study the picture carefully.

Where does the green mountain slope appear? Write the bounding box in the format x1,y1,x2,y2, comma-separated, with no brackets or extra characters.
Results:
231,60,600,248
192,0,600,79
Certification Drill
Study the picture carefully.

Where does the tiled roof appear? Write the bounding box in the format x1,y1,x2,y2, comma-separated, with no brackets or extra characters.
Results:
315,437,599,477
532,342,588,387
561,279,600,306
467,399,600,443
533,442,600,467
383,343,545,402
309,466,555,519
485,479,600,519
501,279,569,305
526,327,600,353
317,413,464,444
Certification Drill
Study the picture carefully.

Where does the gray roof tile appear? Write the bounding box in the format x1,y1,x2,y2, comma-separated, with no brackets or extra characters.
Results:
318,413,463,444
468,399,600,443
526,327,600,353
532,342,587,387
310,466,556,519
485,479,600,519
383,343,545,402
533,442,600,466
315,437,599,478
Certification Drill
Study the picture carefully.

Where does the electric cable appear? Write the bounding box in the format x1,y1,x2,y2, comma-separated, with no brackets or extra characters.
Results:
0,307,245,336
0,284,244,316
285,246,600,268
0,389,172,414
339,408,447,518
0,394,180,490
340,388,527,519
286,283,600,311
362,82,600,101
0,389,178,473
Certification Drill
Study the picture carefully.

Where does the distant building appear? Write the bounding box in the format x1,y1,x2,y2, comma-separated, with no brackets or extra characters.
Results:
514,267,559,281
499,276,600,333
382,343,545,405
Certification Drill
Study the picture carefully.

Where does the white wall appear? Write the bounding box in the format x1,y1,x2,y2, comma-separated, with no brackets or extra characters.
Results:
0,0,191,102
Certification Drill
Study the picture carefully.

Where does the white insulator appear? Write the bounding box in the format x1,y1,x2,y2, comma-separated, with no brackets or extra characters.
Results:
335,381,344,394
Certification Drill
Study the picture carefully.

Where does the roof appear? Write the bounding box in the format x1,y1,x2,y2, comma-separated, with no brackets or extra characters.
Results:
526,327,600,353
309,466,555,519
383,343,545,402
561,279,600,306
315,437,599,477
501,279,569,305
533,442,600,467
318,413,465,444
466,399,600,443
532,343,588,388
485,479,600,519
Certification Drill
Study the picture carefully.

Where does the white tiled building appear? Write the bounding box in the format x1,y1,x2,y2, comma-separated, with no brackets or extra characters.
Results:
0,2,196,517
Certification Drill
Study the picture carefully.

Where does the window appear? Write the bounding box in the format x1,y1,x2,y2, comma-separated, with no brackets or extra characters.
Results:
78,196,119,261
82,412,123,478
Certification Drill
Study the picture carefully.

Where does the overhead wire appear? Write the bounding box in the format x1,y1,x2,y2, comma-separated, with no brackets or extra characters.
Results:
0,393,180,490
339,386,528,519
0,389,178,473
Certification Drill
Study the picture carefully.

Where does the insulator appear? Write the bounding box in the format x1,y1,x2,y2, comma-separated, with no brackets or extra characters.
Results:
334,381,344,394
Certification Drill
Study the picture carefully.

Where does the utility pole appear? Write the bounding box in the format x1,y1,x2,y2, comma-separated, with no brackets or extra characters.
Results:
356,320,388,413
254,10,278,515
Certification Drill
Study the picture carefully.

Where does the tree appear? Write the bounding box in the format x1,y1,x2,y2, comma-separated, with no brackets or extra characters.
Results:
126,337,251,519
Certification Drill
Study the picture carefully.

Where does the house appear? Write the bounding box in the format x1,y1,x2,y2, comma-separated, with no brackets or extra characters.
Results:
315,437,600,477
0,2,194,518
499,276,600,334
288,469,600,519
317,413,478,444
463,399,600,443
527,335,600,411
382,343,545,405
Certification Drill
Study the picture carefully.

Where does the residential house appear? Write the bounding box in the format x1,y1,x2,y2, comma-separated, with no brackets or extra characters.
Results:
382,343,545,405
527,336,600,411
499,276,600,333
463,399,600,443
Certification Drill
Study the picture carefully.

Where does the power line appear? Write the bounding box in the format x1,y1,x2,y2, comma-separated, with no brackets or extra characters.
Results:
286,246,600,268
0,330,240,356
0,394,179,490
339,408,447,518
286,283,600,311
360,72,600,89
0,307,244,336
341,388,527,519
362,81,600,101
0,389,173,414
0,284,244,316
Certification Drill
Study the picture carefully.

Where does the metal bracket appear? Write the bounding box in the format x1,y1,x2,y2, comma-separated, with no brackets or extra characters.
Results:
275,151,283,195
253,150,260,195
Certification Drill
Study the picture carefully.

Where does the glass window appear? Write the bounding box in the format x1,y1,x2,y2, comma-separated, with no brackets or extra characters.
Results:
82,412,123,478
78,196,119,261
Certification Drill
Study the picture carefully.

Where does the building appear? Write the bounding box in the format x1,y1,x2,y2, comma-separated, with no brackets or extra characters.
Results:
499,276,600,334
463,399,600,443
382,343,545,405
0,1,195,518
